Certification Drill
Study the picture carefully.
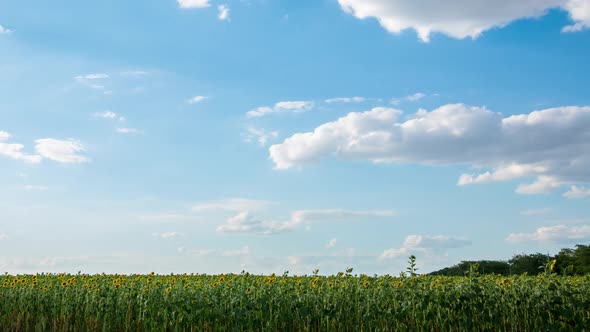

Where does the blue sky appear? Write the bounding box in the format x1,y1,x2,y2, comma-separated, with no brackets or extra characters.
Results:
1,0,589,275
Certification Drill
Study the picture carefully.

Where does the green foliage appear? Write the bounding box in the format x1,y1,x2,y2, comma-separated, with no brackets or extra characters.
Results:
1,272,590,331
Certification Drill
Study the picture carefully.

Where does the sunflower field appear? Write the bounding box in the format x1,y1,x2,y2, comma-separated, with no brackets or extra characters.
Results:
1,271,589,331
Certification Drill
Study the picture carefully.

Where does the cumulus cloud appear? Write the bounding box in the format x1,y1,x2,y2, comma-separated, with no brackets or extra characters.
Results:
35,139,89,163
381,235,471,259
506,224,590,243
564,185,590,198
178,0,210,8
247,101,314,118
193,198,271,212
217,209,396,235
218,5,230,21
0,131,42,163
270,104,590,194
243,127,279,146
338,0,590,42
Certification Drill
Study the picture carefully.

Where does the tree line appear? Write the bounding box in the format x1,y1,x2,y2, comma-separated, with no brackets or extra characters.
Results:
429,244,590,276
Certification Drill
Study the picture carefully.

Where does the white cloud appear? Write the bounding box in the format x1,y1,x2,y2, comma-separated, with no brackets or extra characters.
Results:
247,101,314,118
177,0,210,9
564,185,590,198
35,139,89,163
0,25,13,34
507,224,590,243
222,246,250,257
337,0,590,42
325,97,367,103
270,104,590,194
291,209,396,225
153,232,184,239
0,132,42,163
381,235,471,259
94,111,117,119
217,209,396,235
406,92,426,101
0,233,7,240
243,127,279,146
74,73,109,89
216,212,295,235
0,131,11,141
326,238,338,248
116,128,139,134
187,96,208,104
193,198,271,212
218,5,230,21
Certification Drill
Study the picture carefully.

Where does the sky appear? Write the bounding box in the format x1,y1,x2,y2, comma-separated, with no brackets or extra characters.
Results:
1,0,589,275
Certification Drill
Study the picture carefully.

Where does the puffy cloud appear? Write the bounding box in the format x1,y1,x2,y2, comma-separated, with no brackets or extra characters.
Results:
337,0,590,42
247,101,314,118
0,233,7,240
381,235,471,259
507,224,590,243
564,185,590,198
177,0,210,9
218,5,230,21
270,104,590,194
192,198,271,212
187,96,208,104
243,127,279,146
0,131,42,163
35,139,89,163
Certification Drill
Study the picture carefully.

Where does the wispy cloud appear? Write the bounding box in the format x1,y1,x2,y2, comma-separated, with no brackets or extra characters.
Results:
218,5,230,21
380,235,471,260
74,73,109,90
187,96,208,104
247,101,314,118
177,0,210,9
243,127,279,146
324,97,367,103
116,128,139,135
193,198,271,212
0,24,13,34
